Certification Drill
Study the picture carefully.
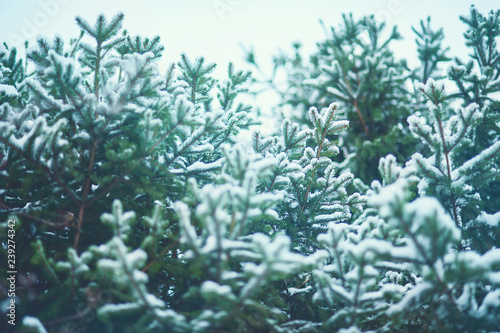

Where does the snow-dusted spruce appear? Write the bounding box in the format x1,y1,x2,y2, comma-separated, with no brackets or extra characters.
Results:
446,7,500,253
1,7,499,333
245,5,500,332
310,153,500,332
244,14,451,183
0,42,25,106
250,103,366,329
406,78,500,229
367,177,500,331
251,103,365,254
0,13,255,332
173,146,318,331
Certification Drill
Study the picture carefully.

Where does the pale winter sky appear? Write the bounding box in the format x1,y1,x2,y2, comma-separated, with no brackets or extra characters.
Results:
0,0,498,122
1,0,499,71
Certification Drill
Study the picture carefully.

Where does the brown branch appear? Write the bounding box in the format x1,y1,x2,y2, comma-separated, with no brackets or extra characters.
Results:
435,107,460,227
142,237,180,273
353,99,371,140
398,214,461,314
115,241,166,327
333,48,371,140
73,140,98,251
0,202,59,227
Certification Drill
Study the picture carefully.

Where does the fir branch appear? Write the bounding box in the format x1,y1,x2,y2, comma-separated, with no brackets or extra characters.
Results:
0,202,59,227
73,139,98,250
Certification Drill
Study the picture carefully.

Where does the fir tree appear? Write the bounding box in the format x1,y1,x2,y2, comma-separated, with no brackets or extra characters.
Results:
245,13,451,184
1,13,254,332
0,6,499,333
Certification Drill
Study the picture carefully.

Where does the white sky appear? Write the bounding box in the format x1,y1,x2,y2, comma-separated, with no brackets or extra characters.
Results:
1,1,499,73
0,0,498,128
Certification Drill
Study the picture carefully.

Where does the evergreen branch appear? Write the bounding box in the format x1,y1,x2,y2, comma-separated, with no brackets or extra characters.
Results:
146,105,191,156
267,174,277,192
87,106,190,209
141,237,180,273
24,79,64,112
0,202,59,227
413,155,444,180
449,71,474,104
331,241,346,288
51,160,81,205
447,107,476,152
47,52,85,108
396,214,461,315
70,31,84,58
0,136,80,205
114,241,167,328
41,306,94,326
164,63,175,91
117,54,154,106
75,16,97,39
412,122,437,149
434,106,460,226
166,117,222,167
301,105,344,214
35,240,63,287
351,265,364,322
101,13,124,42
233,193,251,240
332,47,371,140
73,140,98,251
94,41,102,100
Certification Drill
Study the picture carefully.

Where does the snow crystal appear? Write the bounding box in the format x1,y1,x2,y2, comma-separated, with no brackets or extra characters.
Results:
121,52,156,81
46,50,82,83
126,248,148,268
387,281,433,315
368,179,408,215
174,201,200,250
287,285,313,296
0,83,18,96
98,302,142,317
415,78,445,96
454,141,500,176
154,308,186,322
476,211,500,227
186,159,223,173
201,281,235,300
145,293,165,307
22,316,48,333
350,238,393,258
477,289,500,317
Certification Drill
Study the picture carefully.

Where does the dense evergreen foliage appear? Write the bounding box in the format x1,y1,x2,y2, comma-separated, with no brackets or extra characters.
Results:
1,6,499,333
